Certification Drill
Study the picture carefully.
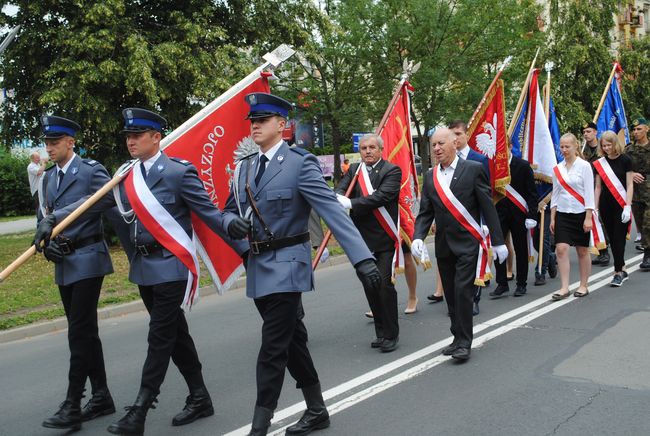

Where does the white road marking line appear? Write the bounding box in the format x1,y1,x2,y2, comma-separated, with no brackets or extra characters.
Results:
225,254,643,436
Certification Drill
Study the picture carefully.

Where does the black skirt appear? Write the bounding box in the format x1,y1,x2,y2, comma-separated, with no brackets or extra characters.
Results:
555,211,590,247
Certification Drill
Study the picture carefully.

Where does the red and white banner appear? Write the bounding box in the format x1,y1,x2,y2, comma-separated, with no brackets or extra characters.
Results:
467,79,511,200
523,69,557,182
162,73,271,293
433,166,492,286
553,165,607,252
380,81,420,251
593,157,632,238
358,163,404,280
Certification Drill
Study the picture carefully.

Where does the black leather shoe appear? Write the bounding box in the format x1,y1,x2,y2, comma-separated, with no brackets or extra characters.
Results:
172,387,214,426
489,284,509,298
641,249,650,271
534,274,546,286
248,406,273,436
427,294,444,303
513,285,527,297
380,337,399,353
286,383,329,435
42,399,82,430
107,388,157,436
81,387,115,422
370,338,384,349
451,347,471,361
442,343,459,356
592,252,610,266
472,301,479,316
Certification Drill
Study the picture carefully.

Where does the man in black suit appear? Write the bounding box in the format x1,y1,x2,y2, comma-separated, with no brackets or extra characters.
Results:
411,128,507,360
336,133,402,353
490,151,538,298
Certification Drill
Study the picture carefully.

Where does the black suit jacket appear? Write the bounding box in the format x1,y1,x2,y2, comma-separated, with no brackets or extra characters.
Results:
414,158,504,258
497,156,538,220
335,160,402,253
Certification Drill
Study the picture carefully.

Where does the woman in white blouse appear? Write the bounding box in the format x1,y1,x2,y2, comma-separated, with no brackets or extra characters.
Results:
550,133,594,300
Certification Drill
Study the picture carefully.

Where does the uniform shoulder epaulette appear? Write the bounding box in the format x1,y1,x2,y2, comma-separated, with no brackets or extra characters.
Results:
44,164,57,172
82,158,100,166
289,147,309,156
169,157,192,166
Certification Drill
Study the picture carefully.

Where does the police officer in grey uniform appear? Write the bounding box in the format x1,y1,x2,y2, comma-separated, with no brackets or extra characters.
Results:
35,116,116,431
222,93,381,436
35,109,250,435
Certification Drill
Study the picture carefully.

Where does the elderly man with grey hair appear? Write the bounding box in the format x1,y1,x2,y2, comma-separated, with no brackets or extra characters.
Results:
335,133,403,352
27,151,47,213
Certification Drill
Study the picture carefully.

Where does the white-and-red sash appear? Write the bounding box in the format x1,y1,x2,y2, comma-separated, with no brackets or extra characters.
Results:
358,163,404,280
504,185,535,262
553,165,606,251
433,166,492,285
593,157,632,239
124,163,201,310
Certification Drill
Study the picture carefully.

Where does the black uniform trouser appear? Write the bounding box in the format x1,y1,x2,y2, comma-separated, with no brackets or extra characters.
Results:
363,249,399,340
138,280,203,395
59,276,107,399
438,251,478,348
600,201,628,271
495,208,529,287
254,292,319,410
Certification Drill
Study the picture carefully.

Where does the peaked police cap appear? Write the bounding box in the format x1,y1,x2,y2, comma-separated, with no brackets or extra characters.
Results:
40,116,81,139
244,93,293,120
121,108,167,133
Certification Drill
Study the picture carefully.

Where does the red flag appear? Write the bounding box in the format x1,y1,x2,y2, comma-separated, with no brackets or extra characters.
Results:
467,79,510,199
380,81,420,244
162,73,270,292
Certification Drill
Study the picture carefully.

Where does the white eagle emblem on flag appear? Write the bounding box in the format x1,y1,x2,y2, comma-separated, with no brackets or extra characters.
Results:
475,113,497,159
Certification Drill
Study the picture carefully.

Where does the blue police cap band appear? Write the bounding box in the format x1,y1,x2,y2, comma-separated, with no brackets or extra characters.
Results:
250,103,289,118
127,118,162,131
45,125,77,137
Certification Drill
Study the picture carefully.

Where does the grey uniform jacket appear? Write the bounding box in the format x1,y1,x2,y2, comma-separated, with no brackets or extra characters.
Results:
55,153,247,286
40,155,114,286
223,142,373,299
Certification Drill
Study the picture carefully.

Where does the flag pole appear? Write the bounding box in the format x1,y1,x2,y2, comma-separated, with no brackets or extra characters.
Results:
467,56,513,130
312,60,421,270
0,45,296,284
507,48,540,139
592,62,619,125
538,61,554,272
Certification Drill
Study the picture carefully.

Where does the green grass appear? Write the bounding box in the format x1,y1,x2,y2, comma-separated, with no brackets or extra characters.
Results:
0,215,33,223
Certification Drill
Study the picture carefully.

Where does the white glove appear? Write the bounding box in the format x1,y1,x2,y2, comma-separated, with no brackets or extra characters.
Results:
492,244,509,264
319,247,330,263
525,219,537,230
336,194,351,210
621,205,631,223
411,239,424,259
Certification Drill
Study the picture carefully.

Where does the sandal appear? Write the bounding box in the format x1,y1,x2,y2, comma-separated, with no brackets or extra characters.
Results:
551,291,571,301
574,288,589,298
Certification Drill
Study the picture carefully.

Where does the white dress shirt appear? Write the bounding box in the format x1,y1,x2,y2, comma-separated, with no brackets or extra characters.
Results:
27,161,42,195
56,153,78,188
551,157,595,213
256,139,284,175
141,150,162,175
438,155,459,188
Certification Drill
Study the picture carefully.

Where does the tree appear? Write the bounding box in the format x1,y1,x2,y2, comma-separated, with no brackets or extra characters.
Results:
619,35,650,121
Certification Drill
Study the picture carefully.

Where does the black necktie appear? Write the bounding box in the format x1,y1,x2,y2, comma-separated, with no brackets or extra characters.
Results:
140,162,147,180
57,170,65,191
255,155,268,185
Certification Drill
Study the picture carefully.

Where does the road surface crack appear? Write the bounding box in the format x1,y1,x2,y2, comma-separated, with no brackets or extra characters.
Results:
548,386,604,435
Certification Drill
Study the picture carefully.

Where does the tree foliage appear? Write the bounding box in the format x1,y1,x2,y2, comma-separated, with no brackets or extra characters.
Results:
619,35,650,121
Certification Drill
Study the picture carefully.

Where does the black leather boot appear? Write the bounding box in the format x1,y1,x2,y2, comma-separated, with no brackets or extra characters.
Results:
248,405,274,436
107,387,157,436
286,383,330,435
81,386,116,421
172,385,214,426
641,248,650,271
42,396,82,430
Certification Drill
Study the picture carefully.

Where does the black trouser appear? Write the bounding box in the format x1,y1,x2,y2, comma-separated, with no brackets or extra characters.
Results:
254,292,319,410
138,281,203,395
438,251,478,348
363,249,399,340
59,276,107,399
600,201,628,271
495,208,529,287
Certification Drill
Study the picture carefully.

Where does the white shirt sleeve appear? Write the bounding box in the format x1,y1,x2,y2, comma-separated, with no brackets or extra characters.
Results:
581,159,595,210
551,169,559,209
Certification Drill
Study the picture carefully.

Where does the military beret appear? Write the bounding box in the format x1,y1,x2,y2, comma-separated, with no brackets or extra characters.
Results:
40,115,81,139
244,93,293,120
632,118,648,127
582,121,597,130
121,108,167,133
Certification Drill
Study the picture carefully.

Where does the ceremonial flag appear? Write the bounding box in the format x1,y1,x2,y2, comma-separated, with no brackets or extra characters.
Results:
548,96,564,164
595,62,629,145
510,91,528,159
380,81,420,246
162,73,271,293
467,79,510,198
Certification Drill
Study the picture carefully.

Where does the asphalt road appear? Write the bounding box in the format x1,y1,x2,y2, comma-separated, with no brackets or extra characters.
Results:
1,241,649,436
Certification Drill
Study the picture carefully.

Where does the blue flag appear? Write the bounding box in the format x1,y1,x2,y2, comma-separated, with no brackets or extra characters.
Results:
595,72,629,144
510,94,528,159
548,97,563,164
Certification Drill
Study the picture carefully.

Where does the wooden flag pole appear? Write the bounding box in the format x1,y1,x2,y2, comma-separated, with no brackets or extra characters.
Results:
538,61,554,272
592,63,619,124
507,48,540,139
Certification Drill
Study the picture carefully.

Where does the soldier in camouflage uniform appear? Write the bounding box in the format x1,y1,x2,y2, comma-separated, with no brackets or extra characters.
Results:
626,118,650,270
582,121,611,266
